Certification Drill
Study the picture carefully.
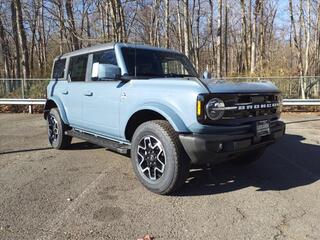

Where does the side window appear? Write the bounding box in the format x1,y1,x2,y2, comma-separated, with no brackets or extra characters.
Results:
91,50,117,80
68,55,88,82
52,59,66,79
162,59,188,75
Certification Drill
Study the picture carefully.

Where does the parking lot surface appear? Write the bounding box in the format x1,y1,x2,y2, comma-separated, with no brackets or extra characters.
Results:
0,113,320,240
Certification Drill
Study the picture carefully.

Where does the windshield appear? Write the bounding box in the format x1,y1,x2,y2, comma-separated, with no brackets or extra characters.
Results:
121,47,198,78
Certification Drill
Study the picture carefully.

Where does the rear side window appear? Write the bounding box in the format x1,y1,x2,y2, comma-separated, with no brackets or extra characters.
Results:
68,55,88,82
52,59,66,79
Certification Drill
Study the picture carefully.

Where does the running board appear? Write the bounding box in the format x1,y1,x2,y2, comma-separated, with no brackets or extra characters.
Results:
65,129,130,154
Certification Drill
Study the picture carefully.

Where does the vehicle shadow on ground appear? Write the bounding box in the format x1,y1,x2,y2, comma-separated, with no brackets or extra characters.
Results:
67,141,103,150
0,147,52,155
0,142,101,155
177,134,320,196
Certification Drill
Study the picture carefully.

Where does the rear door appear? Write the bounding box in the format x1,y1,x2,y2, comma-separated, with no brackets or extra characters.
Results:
82,49,122,139
61,54,88,128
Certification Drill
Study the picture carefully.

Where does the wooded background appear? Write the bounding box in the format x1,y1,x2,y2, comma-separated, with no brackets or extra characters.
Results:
0,0,319,80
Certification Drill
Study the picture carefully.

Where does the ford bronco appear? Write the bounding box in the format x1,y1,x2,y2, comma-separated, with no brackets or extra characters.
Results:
44,43,285,194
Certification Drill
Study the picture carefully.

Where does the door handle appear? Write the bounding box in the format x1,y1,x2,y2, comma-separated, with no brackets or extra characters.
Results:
62,90,68,95
84,91,93,96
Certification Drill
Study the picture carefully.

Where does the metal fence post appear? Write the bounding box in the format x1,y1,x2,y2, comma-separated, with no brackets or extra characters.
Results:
21,78,25,99
28,105,33,114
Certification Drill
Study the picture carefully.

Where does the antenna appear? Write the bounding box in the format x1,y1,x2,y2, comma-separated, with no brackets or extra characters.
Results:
134,30,137,78
134,44,137,78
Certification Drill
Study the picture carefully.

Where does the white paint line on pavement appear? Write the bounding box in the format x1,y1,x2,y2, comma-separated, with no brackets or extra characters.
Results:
36,172,107,240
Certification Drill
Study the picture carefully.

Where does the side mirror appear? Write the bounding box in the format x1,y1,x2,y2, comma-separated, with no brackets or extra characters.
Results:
202,71,212,80
92,63,121,80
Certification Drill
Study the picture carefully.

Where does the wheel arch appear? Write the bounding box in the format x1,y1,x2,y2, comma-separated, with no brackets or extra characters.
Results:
124,105,189,141
44,97,69,125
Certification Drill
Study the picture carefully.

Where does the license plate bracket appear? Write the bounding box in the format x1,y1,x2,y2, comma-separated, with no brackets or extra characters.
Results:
255,120,271,137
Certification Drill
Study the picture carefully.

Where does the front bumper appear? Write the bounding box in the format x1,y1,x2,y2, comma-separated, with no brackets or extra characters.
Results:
179,120,285,165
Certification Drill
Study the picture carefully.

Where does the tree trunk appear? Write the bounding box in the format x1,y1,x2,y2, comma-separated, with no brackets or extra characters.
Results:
0,16,11,82
54,0,65,54
224,0,228,76
208,0,216,73
183,0,190,58
165,0,170,48
109,0,126,42
30,0,39,78
304,0,311,76
250,0,261,74
177,0,184,53
11,1,20,78
259,1,265,72
315,2,320,76
150,0,160,46
216,0,222,77
240,0,249,73
65,0,80,50
13,0,30,79
194,0,200,71
289,0,304,98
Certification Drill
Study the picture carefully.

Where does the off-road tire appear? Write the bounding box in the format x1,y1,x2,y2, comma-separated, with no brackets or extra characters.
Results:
47,108,72,149
131,120,190,195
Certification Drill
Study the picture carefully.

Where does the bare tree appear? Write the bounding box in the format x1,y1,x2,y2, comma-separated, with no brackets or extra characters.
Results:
224,0,229,76
0,15,11,79
12,0,30,79
289,0,304,98
66,0,80,50
165,0,170,48
183,0,190,57
149,0,160,46
250,0,262,74
216,0,222,77
0,0,319,86
10,1,20,78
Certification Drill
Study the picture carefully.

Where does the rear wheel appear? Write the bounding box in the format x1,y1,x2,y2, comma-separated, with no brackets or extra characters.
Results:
47,108,72,149
232,148,266,165
131,120,190,195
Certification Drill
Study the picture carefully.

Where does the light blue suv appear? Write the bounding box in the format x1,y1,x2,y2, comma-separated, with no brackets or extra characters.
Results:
44,43,285,194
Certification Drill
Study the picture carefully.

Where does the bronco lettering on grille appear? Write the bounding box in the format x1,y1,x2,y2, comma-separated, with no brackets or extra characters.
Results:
237,102,280,110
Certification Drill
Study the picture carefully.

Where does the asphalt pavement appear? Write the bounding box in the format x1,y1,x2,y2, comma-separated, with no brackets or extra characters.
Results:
0,113,320,240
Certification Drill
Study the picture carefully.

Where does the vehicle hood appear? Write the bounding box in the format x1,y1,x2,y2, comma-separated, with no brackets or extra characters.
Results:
202,79,280,94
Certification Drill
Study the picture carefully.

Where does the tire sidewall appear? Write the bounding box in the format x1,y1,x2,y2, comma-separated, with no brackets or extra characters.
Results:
131,123,178,194
47,108,64,149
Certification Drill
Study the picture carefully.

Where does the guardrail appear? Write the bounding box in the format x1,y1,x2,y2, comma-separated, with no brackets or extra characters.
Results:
0,98,46,105
283,99,320,106
0,98,46,113
0,98,319,114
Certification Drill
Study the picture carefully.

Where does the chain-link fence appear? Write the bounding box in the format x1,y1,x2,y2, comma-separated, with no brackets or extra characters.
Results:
0,79,49,99
0,77,320,99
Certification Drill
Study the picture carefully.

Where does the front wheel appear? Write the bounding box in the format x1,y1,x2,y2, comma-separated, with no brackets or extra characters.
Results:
131,120,190,195
47,108,72,149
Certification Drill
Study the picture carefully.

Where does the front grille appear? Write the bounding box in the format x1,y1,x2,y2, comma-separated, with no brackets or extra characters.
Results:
206,93,281,125
221,93,280,106
223,108,277,119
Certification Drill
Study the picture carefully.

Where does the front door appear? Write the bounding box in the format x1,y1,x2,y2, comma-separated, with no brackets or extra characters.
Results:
82,49,123,139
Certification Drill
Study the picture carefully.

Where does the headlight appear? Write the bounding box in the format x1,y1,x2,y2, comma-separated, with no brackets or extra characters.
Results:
205,98,225,120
